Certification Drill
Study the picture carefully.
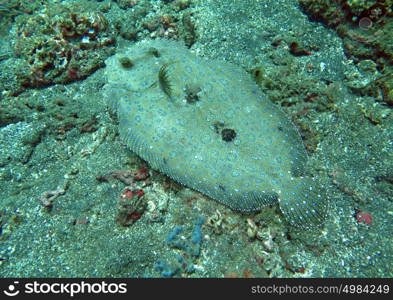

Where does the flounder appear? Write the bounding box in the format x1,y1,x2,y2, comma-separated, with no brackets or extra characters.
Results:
103,39,327,228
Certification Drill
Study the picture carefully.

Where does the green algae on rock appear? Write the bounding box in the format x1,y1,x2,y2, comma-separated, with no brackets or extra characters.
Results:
103,39,327,228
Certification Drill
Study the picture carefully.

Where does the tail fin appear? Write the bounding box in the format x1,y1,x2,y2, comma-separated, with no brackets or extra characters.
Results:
278,176,327,229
